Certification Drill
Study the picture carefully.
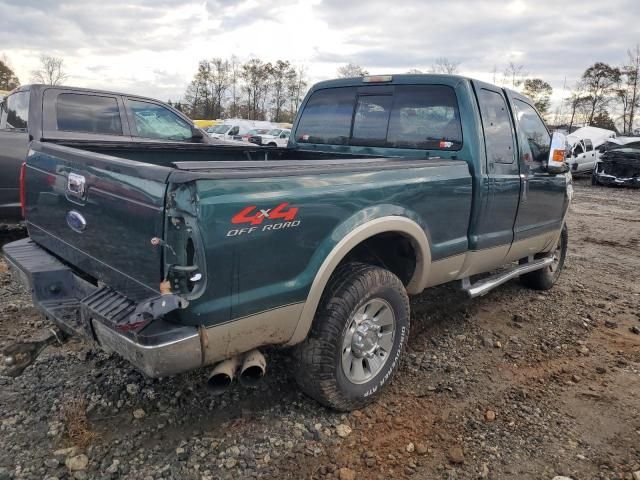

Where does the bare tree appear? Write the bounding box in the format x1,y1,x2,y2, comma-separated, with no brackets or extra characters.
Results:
566,82,590,130
228,55,241,118
210,58,230,119
581,62,621,125
287,65,307,121
336,63,368,78
523,78,553,116
617,45,640,133
503,62,526,89
31,55,68,85
430,57,460,74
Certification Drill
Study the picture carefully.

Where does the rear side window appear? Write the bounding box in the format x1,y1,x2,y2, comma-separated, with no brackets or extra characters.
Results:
295,85,462,150
514,99,550,164
386,85,462,150
56,93,122,135
127,99,192,141
0,91,29,129
477,89,515,164
295,87,356,145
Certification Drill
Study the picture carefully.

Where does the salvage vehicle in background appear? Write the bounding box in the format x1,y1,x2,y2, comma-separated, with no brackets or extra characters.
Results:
0,84,219,220
566,126,616,174
592,140,640,187
3,75,571,411
250,128,291,147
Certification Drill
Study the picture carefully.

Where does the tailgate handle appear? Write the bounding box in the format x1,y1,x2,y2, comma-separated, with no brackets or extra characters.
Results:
67,173,86,197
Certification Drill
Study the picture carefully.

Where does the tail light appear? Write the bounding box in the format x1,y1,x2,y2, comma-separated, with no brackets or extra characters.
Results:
19,162,26,218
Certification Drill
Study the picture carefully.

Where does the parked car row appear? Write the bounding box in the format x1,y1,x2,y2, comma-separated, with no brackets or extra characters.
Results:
203,120,291,147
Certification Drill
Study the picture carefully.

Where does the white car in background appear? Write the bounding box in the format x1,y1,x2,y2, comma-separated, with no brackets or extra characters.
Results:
252,128,291,147
566,126,616,174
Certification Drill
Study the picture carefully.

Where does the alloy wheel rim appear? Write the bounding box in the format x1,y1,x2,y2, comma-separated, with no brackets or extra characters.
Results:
549,235,563,276
341,298,396,385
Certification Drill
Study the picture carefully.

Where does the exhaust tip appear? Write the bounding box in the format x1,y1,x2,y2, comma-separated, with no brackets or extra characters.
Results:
239,349,266,387
206,356,241,395
207,373,233,395
239,365,265,386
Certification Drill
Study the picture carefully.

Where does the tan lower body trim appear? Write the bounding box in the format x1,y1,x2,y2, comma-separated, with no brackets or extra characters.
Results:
200,302,304,366
423,230,560,285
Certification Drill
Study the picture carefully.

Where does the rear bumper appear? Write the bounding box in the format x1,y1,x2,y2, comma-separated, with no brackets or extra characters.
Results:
2,238,202,377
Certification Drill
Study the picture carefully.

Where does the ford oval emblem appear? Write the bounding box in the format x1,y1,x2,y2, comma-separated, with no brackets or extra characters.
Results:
66,210,87,233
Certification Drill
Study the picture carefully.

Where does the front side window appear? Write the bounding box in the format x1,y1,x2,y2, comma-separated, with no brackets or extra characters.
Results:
573,142,584,156
0,91,29,129
477,89,515,164
514,99,551,164
128,99,192,141
56,93,122,135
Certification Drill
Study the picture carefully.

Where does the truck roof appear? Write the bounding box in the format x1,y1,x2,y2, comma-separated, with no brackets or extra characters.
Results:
8,83,173,105
310,73,522,98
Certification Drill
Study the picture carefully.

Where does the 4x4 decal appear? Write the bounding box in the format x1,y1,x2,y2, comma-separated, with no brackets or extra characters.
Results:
227,202,301,237
231,202,298,225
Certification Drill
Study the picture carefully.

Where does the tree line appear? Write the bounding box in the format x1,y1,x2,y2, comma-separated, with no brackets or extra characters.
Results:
3,48,639,135
181,57,307,123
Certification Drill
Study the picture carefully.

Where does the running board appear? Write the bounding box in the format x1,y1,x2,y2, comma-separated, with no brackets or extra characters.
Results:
461,256,554,298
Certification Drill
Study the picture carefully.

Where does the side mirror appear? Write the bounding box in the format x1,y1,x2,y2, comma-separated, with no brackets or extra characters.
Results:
547,132,569,174
191,126,204,141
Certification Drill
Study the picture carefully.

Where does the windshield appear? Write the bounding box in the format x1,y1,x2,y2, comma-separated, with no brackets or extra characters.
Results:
267,129,283,136
246,128,270,135
209,125,230,134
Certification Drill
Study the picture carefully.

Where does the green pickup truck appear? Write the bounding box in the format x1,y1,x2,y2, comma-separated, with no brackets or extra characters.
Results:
3,75,571,411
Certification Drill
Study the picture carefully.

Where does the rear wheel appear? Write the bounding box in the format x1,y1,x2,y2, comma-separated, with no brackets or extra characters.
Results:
520,224,568,290
293,263,410,411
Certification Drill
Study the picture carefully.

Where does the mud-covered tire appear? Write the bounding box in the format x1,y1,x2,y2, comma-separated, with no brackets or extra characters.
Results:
520,224,568,290
591,173,599,186
293,263,410,411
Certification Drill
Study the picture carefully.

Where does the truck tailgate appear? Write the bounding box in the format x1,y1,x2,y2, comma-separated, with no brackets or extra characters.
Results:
25,142,172,300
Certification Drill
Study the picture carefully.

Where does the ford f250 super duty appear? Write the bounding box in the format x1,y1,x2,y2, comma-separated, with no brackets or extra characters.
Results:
3,75,572,411
0,84,229,220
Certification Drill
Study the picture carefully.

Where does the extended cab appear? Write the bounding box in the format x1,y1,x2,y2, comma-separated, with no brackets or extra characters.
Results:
3,75,572,411
0,85,217,219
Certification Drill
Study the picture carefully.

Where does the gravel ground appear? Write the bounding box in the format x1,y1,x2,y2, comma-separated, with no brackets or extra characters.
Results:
0,178,639,480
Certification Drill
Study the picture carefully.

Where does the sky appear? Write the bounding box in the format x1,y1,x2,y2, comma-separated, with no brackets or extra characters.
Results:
1,0,639,109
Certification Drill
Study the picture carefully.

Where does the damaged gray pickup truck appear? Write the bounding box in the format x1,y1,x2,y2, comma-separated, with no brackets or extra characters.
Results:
592,140,640,187
3,76,572,411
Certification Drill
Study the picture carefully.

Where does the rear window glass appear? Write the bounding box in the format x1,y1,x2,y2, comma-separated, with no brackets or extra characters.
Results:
295,85,462,150
352,95,393,146
56,93,122,135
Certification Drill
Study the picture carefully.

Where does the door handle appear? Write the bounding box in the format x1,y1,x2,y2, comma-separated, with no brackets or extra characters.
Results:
520,174,529,202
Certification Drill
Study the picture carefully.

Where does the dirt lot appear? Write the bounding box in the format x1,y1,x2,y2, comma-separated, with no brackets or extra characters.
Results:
0,178,639,480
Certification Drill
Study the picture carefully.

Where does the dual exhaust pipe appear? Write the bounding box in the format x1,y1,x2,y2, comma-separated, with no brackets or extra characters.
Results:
207,349,266,394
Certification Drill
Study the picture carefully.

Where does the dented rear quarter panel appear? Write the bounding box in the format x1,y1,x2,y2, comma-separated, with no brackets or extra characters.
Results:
171,161,472,327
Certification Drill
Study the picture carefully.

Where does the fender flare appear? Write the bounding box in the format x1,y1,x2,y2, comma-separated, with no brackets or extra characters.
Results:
285,216,431,345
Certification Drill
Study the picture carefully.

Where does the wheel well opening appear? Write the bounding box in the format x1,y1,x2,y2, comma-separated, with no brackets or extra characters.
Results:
338,232,418,286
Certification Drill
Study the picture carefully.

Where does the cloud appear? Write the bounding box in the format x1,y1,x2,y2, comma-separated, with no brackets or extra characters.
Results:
0,0,638,104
